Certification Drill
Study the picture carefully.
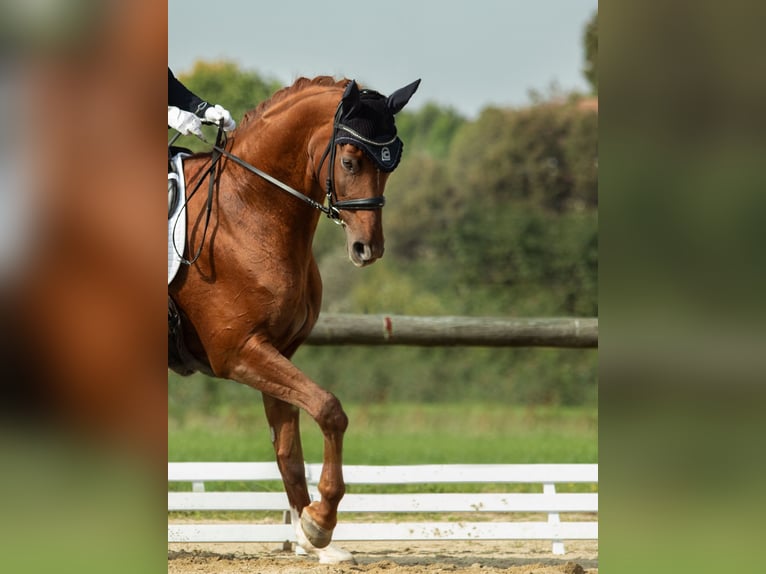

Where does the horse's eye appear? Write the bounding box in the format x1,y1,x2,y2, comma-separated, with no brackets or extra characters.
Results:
341,158,354,172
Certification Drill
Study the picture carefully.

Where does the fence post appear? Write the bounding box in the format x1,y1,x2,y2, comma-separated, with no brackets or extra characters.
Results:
543,483,565,554
282,510,295,553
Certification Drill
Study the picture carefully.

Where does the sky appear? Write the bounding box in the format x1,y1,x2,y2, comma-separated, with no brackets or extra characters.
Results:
169,0,597,119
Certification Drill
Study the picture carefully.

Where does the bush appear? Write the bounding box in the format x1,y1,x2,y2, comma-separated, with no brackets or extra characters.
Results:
448,100,598,213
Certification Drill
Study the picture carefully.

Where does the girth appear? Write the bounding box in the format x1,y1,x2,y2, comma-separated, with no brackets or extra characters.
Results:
168,296,196,376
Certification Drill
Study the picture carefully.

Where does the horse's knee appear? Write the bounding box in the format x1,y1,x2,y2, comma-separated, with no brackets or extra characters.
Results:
317,393,348,434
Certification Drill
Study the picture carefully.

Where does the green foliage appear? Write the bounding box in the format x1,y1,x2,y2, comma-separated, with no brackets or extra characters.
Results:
170,60,282,152
442,205,598,316
584,10,598,94
448,102,597,213
291,346,596,406
380,153,459,261
179,60,282,121
395,103,466,159
565,107,599,208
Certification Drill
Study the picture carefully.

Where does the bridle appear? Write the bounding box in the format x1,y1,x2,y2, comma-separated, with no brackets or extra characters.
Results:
315,99,387,221
186,94,387,227
170,90,391,265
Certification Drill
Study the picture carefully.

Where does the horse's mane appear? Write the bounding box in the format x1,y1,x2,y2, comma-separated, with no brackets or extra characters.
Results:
239,76,349,129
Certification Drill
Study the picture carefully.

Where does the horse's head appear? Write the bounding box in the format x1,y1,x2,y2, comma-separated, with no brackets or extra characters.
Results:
327,79,420,267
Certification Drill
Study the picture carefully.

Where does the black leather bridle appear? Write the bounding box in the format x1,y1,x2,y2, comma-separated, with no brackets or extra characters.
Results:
190,96,387,226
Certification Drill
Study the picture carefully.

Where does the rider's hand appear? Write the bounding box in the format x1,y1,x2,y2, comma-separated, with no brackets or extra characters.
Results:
168,106,203,138
203,104,236,132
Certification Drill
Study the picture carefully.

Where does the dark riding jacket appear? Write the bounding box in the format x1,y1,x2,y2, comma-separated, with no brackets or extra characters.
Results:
168,68,210,117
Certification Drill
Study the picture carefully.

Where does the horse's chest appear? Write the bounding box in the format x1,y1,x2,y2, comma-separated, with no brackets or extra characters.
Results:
263,274,320,346
265,300,316,352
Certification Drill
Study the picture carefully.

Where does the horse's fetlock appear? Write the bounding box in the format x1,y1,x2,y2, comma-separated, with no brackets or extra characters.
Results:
319,481,346,506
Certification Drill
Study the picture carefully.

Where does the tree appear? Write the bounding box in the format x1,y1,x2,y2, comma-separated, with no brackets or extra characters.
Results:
583,10,598,94
395,103,466,159
172,61,283,152
178,60,282,120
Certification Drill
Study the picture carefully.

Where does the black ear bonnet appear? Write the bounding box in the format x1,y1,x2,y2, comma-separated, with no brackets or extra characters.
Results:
334,79,421,172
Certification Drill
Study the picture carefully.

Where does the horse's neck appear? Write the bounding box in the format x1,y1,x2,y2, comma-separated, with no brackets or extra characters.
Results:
216,106,333,261
232,106,330,207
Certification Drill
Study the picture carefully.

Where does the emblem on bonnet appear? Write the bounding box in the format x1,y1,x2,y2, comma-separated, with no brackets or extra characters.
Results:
381,147,391,162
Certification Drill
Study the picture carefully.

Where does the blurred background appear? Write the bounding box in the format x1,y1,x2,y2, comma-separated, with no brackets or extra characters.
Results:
1,0,166,572
2,0,765,572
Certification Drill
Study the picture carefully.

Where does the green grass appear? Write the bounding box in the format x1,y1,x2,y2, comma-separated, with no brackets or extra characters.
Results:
169,402,597,465
169,402,597,518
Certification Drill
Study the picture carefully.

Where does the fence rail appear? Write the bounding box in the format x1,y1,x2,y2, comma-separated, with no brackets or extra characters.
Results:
305,314,598,348
168,462,598,554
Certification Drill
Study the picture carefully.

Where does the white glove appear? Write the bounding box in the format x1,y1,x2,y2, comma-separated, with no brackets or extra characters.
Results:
168,106,203,137
204,104,236,132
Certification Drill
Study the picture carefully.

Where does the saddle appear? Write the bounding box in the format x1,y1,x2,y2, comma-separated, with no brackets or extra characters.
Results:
168,148,195,375
168,296,196,376
168,151,190,285
168,146,192,217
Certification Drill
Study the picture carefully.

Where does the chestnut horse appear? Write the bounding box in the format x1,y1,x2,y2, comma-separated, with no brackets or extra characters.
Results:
169,77,419,562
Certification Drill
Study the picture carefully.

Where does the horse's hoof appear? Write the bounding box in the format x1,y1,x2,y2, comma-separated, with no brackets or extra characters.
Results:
295,534,356,564
300,507,333,549
316,544,356,564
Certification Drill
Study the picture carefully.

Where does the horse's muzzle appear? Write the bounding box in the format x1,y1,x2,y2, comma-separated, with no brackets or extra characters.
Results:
349,240,382,267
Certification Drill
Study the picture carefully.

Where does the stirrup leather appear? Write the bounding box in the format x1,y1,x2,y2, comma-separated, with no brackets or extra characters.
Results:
168,173,179,218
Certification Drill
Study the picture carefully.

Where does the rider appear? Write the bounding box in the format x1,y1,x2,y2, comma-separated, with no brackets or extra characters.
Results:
168,67,236,136
168,68,236,213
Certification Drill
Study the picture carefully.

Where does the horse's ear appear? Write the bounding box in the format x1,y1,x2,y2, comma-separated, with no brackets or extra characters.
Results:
341,80,361,116
387,79,421,115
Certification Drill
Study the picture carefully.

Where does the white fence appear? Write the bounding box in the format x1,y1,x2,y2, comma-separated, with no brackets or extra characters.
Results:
168,462,598,555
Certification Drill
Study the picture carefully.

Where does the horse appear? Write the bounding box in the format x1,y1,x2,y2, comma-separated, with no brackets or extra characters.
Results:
168,76,420,562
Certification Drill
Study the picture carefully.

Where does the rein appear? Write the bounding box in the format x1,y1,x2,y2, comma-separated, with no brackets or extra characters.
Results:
170,124,226,265
203,134,339,221
196,98,386,224
170,96,387,265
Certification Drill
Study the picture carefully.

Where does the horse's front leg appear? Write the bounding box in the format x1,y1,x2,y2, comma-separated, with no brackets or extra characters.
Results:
261,395,311,512
262,394,355,563
222,339,347,549
299,391,348,548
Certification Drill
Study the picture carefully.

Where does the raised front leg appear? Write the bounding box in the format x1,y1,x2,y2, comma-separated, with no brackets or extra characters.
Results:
299,392,347,548
262,395,355,563
222,338,347,548
262,395,311,511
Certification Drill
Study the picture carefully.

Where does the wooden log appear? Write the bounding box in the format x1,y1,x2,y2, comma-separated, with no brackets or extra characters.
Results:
305,314,597,348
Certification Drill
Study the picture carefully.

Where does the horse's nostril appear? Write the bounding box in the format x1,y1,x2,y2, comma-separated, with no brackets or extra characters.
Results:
353,241,370,260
